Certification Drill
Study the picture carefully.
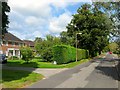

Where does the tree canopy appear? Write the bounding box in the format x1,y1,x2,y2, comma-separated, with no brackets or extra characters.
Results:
93,2,120,55
0,1,10,37
66,3,113,57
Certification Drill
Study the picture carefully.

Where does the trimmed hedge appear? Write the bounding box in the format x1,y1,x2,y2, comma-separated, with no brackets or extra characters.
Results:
53,45,89,64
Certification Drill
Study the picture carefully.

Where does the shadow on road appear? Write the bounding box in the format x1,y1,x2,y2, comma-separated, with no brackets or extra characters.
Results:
95,66,118,80
95,59,120,81
116,60,120,80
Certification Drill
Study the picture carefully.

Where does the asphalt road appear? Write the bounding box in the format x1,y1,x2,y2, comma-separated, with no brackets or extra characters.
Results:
28,54,120,89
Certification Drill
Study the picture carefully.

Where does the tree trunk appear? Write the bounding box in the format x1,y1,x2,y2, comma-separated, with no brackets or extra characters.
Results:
98,50,101,55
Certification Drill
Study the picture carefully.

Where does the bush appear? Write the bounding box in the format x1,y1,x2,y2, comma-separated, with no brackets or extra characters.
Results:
20,46,33,63
8,56,19,60
41,47,53,62
34,56,41,59
53,45,89,64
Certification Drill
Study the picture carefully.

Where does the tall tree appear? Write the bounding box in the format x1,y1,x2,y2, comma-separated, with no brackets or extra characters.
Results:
66,3,113,57
93,2,120,55
0,1,10,37
60,31,74,46
34,37,42,42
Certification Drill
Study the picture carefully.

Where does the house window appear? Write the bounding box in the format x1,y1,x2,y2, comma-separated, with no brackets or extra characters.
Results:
4,41,8,46
8,41,12,45
6,41,8,46
15,42,19,46
12,42,15,46
3,41,6,45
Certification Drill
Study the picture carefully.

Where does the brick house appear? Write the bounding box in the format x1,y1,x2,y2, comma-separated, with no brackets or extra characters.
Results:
23,40,34,48
0,32,25,57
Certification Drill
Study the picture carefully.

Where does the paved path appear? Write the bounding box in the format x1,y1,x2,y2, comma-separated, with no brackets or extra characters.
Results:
27,54,119,89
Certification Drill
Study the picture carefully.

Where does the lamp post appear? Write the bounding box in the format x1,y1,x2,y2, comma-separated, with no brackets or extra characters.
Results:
76,33,82,62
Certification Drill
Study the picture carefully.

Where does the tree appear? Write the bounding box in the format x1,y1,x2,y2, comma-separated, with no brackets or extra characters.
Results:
93,2,120,37
20,46,33,63
60,31,74,46
93,2,120,55
0,1,10,38
46,34,54,41
34,35,61,56
34,37,42,43
66,3,113,57
53,37,61,45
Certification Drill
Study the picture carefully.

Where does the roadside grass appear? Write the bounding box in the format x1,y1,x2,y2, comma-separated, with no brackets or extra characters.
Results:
2,69,44,88
6,59,90,68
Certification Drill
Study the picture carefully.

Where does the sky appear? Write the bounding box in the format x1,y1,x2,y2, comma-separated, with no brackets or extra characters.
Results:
8,0,92,41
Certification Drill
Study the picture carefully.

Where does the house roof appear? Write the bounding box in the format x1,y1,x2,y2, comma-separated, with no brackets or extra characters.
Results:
3,32,23,42
23,40,34,47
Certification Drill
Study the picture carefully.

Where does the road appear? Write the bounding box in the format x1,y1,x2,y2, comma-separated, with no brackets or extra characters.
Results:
27,54,119,89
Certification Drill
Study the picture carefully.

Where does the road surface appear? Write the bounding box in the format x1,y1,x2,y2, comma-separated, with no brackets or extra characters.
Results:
27,54,119,89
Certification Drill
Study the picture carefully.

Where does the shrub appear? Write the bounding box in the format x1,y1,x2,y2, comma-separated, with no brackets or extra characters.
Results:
20,46,33,63
34,56,41,59
8,56,19,60
53,45,89,64
41,47,53,62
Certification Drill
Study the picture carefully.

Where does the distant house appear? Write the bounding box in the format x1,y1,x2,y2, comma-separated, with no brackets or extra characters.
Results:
0,32,25,57
23,40,34,48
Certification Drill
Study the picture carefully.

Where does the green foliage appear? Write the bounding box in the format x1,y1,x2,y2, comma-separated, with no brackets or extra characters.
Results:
8,56,19,60
66,3,112,57
53,45,89,64
60,31,74,46
116,38,120,56
109,42,118,53
2,69,44,88
41,47,53,62
7,59,89,68
93,2,120,55
34,35,61,55
103,42,119,54
20,46,33,63
1,2,10,37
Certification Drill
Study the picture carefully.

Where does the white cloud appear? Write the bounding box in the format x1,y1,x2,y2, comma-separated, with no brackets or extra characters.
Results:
9,21,22,29
33,31,42,38
8,0,89,40
25,16,39,25
25,16,47,26
49,12,72,33
8,0,52,18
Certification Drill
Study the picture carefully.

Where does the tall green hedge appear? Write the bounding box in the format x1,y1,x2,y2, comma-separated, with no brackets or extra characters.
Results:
53,45,89,64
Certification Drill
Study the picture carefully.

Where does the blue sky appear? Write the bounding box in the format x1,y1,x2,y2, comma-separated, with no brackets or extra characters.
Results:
8,0,92,41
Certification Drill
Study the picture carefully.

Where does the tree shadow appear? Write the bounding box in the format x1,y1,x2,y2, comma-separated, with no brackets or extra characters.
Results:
2,60,41,88
116,60,120,80
95,60,120,81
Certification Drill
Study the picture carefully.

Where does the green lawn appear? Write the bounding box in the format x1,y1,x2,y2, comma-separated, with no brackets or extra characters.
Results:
6,59,90,68
2,69,44,88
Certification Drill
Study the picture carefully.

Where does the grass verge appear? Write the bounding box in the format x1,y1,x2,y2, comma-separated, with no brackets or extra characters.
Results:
6,59,90,68
2,69,44,88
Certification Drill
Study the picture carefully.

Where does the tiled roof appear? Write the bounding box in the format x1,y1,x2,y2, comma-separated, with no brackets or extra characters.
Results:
3,32,23,42
23,40,34,47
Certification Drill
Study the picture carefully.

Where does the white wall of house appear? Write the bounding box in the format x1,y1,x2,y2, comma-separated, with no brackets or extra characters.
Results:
7,48,20,57
0,50,3,54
